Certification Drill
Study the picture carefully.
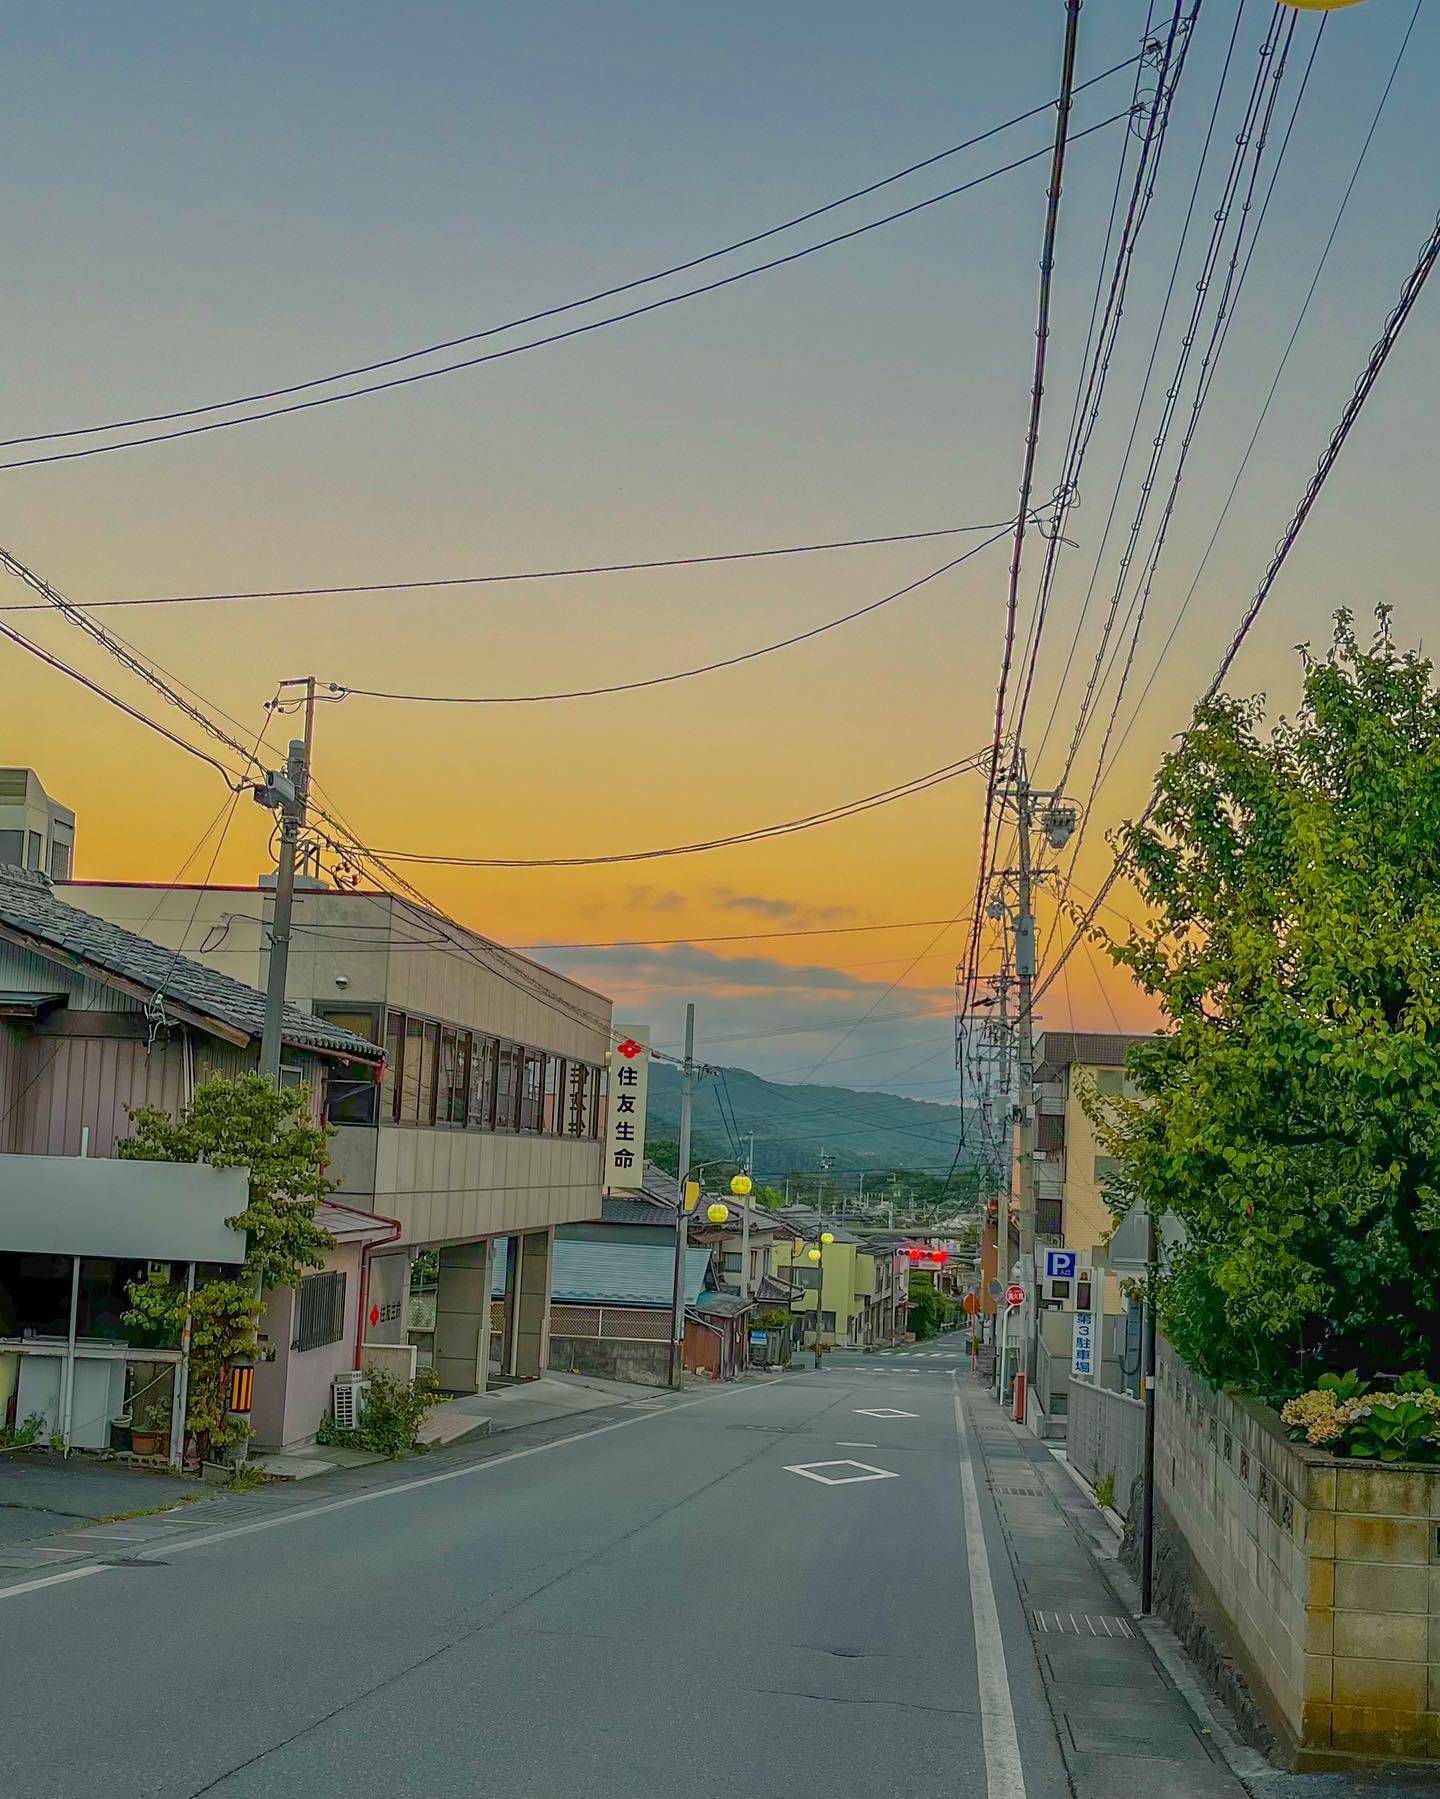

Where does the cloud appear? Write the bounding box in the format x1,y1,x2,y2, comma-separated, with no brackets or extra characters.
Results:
620,884,687,913
710,887,859,926
537,940,958,1099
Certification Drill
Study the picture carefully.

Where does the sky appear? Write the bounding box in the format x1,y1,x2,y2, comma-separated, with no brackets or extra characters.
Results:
3,1,1437,1100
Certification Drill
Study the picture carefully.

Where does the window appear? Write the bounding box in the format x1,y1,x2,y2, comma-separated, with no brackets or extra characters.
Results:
383,1011,403,1121
26,830,41,871
48,838,71,881
819,1310,837,1333
439,1028,467,1125
543,1057,563,1133
793,1266,819,1292
1094,1155,1123,1188
1096,1068,1123,1096
567,1062,590,1137
469,1036,497,1128
720,1253,742,1275
400,1017,423,1121
495,1042,523,1130
519,1050,544,1131
313,1004,383,1126
417,1022,440,1123
590,1065,605,1139
0,829,21,867
293,1271,346,1352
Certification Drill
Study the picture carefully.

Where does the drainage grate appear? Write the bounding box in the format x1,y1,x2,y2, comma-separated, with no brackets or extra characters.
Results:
1032,1611,1134,1638
993,1485,1045,1497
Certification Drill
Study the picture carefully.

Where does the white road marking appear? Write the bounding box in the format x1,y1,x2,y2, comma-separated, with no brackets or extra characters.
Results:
835,1441,878,1448
0,1564,111,1601
953,1387,1026,1799
854,1407,918,1419
784,1460,899,1486
0,1377,759,1605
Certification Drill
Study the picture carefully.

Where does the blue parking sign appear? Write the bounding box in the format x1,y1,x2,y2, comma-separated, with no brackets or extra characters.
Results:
1044,1248,1077,1281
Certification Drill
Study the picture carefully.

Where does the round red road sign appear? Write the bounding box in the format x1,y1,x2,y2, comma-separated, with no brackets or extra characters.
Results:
1004,1284,1026,1308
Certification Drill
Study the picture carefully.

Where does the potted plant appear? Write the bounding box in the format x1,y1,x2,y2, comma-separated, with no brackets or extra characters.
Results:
130,1399,170,1458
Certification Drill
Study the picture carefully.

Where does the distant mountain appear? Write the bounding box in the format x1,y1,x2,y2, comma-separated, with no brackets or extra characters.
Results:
645,1059,976,1179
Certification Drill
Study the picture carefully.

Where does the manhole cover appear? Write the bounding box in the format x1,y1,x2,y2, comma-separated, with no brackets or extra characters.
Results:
1032,1611,1134,1638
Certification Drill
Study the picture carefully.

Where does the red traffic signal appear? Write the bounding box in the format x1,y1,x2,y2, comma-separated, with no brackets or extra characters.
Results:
906,1247,924,1261
931,1250,948,1264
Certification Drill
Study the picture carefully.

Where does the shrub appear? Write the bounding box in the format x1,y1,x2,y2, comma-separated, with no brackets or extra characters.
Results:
1281,1372,1440,1462
317,1370,441,1458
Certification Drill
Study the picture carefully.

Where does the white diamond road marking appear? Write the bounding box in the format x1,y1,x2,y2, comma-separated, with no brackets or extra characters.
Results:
854,1407,918,1419
784,1460,899,1487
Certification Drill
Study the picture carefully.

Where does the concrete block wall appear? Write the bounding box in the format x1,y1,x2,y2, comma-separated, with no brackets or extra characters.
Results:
1157,1343,1440,1765
1067,1377,1145,1520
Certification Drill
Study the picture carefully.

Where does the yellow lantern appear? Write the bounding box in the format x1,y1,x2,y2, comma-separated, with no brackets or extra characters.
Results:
806,1247,821,1263
683,1178,700,1212
820,1231,835,1246
729,1173,753,1197
706,1201,730,1225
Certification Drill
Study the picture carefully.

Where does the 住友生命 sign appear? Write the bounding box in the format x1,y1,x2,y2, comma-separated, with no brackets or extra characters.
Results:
603,1027,651,1191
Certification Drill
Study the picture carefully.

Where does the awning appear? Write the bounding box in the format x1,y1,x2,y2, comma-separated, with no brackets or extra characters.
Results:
0,989,66,1018
315,1199,402,1247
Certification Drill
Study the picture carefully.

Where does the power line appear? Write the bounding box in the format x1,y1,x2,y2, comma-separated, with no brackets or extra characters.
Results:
1093,0,1425,801
7,57,1142,452
326,523,1018,704
0,114,1132,476
1035,196,1440,1010
957,0,1088,1033
361,750,991,869
1040,8,1309,968
1012,0,1197,750
0,518,1026,614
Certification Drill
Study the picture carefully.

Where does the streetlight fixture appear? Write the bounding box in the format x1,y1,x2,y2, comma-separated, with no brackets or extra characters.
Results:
705,1201,730,1225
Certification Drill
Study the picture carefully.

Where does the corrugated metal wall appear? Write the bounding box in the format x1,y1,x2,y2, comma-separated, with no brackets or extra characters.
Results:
7,1030,189,1157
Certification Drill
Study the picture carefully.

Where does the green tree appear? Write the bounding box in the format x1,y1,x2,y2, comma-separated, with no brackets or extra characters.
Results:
121,1074,337,1458
1092,612,1440,1397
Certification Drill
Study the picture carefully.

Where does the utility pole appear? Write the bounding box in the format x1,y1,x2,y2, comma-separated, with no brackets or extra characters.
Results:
258,676,316,1083
669,1002,696,1389
739,1131,754,1300
1012,757,1039,1409
1140,1204,1159,1613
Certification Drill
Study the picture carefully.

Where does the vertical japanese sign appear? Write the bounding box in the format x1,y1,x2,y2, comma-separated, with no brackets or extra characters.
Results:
1072,1300,1096,1382
604,1026,651,1190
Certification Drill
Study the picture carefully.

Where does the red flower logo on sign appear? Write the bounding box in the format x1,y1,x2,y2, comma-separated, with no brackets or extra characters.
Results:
369,1303,381,1328
616,1038,643,1059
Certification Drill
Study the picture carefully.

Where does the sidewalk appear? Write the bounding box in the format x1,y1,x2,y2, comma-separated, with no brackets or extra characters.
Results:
964,1379,1250,1799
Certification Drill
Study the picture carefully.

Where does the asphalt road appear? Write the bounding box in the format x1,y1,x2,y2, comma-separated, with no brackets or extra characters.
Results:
0,1339,1167,1798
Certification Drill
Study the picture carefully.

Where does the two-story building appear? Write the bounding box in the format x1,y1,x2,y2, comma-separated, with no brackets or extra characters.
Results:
0,864,387,1455
772,1208,880,1348
66,876,615,1398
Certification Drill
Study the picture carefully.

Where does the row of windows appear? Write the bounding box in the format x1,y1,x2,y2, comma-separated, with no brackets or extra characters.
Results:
376,1009,605,1137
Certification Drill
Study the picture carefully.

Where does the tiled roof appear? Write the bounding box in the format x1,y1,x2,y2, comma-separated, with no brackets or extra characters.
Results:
1034,1030,1156,1078
600,1193,676,1227
695,1290,753,1319
550,1240,711,1308
0,866,382,1062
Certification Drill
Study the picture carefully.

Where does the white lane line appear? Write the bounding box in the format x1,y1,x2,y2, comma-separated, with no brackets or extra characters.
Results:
835,1441,878,1448
0,1564,111,1601
953,1387,1026,1799
0,1378,759,1604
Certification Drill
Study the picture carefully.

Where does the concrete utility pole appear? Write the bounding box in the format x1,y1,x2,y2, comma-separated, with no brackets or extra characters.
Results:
259,676,316,1083
740,1131,754,1299
669,1002,696,1389
1012,757,1039,1406
1140,1204,1159,1613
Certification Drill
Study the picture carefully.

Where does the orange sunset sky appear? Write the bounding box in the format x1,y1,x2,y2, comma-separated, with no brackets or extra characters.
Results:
3,1,1437,1097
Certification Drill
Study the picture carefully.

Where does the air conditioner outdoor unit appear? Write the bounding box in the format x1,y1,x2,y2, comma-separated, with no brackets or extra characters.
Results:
332,1372,370,1431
